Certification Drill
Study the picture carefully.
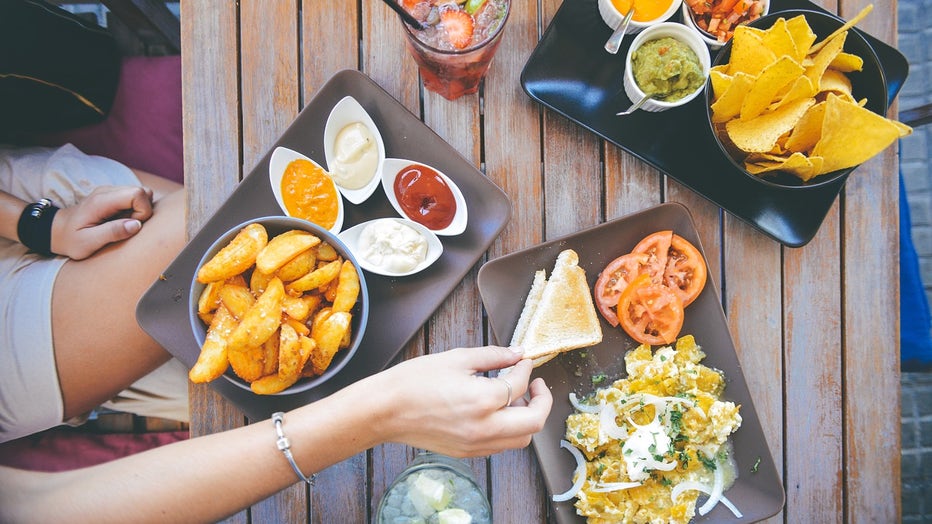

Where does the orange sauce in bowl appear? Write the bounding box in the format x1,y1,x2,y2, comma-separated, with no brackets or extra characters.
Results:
611,0,672,21
280,159,339,230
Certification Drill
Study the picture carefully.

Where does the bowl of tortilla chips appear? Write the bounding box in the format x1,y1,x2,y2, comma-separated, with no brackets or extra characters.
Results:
705,8,911,189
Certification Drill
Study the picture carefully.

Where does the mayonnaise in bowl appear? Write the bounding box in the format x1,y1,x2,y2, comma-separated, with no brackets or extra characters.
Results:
339,218,443,277
324,96,386,205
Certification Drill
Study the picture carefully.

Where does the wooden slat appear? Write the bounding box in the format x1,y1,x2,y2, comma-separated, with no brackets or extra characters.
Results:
841,0,900,520
784,202,844,523
723,215,784,524
484,0,549,520
236,1,304,521
180,2,245,523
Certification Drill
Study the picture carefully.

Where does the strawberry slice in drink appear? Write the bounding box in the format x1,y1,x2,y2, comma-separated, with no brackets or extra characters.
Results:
440,9,475,50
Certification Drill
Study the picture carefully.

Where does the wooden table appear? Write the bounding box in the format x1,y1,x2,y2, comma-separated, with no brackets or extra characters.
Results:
179,0,901,521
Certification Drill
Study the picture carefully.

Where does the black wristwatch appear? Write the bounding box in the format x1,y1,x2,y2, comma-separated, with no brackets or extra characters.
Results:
17,198,60,257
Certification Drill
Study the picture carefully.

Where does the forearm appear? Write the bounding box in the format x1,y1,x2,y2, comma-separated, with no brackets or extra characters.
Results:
0,190,28,243
0,381,391,524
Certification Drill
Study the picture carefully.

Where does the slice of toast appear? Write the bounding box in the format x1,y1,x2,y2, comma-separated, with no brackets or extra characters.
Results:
510,249,603,366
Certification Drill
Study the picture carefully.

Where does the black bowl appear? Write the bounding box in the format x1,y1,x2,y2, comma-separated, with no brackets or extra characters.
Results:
189,216,369,395
705,9,887,189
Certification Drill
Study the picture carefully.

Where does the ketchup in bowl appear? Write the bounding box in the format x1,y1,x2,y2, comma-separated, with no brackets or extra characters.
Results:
393,163,456,230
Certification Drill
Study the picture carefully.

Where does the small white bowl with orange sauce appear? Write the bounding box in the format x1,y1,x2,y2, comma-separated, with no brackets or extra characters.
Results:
598,0,682,35
269,146,344,234
380,158,468,237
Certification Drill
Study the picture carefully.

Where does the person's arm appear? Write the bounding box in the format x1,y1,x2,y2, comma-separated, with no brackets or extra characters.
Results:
0,346,551,524
0,186,155,260
0,190,28,243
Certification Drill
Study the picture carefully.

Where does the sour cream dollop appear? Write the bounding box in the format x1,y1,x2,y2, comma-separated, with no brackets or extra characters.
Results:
358,220,428,274
330,122,378,189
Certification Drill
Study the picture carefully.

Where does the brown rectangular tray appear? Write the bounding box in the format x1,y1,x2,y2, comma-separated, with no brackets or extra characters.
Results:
136,70,511,421
478,203,784,523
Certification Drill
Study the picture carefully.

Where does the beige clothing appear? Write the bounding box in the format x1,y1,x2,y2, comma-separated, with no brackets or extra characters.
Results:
0,144,188,443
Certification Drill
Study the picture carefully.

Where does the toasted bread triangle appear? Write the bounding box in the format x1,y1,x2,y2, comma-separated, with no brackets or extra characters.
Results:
514,249,603,363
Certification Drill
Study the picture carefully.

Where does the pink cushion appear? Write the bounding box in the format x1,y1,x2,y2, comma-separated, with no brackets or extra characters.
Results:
36,55,183,184
0,426,188,472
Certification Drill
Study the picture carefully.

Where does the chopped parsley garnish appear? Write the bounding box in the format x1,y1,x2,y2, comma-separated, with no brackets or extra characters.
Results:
669,409,683,433
592,373,607,385
751,456,761,473
697,451,717,471
660,477,673,487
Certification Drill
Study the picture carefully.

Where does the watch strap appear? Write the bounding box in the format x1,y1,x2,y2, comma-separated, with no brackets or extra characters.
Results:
17,198,59,257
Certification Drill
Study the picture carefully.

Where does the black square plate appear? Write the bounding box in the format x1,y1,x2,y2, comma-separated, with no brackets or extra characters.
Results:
520,0,908,247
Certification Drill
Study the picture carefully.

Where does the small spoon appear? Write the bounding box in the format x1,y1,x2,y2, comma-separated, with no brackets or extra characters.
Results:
616,94,653,116
604,8,635,54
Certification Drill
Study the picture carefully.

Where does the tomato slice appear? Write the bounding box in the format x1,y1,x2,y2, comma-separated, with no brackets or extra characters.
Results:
632,230,673,284
662,234,708,307
617,273,684,346
593,252,650,326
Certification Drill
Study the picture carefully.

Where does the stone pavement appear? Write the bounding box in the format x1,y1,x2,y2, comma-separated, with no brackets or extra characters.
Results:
899,0,932,521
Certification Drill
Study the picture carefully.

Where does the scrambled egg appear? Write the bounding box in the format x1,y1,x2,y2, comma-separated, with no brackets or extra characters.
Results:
565,335,742,524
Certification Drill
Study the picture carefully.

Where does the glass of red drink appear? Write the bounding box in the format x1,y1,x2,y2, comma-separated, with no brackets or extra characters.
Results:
400,0,511,100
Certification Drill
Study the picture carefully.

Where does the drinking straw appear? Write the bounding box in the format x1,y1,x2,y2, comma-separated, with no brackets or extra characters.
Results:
380,0,427,30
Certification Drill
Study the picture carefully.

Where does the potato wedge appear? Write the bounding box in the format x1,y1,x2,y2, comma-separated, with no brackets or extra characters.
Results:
277,323,302,380
250,372,300,395
228,344,265,382
197,223,268,283
250,269,273,296
316,242,338,261
256,230,321,275
219,284,256,320
282,294,311,322
261,328,280,376
276,249,316,282
309,311,351,375
286,259,342,294
189,305,235,383
230,277,284,350
197,280,224,324
331,260,360,313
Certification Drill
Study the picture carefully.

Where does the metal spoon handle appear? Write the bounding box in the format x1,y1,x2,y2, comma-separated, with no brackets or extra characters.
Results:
604,9,634,54
616,94,653,116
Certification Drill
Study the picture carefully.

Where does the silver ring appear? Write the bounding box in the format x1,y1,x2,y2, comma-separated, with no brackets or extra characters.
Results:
499,378,513,408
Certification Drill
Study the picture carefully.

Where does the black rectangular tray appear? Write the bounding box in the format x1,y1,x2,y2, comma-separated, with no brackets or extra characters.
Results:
520,0,908,247
136,70,511,421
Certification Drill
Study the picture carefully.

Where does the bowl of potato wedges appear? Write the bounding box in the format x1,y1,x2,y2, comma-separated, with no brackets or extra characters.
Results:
189,216,368,395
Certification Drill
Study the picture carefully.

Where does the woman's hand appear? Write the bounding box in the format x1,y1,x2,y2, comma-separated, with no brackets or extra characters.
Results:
50,185,154,260
368,346,553,457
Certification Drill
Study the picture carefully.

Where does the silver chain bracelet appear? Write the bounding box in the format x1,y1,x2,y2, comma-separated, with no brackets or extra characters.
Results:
271,412,315,485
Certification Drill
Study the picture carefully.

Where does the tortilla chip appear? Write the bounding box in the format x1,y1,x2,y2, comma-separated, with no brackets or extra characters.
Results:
818,68,854,100
808,4,873,55
709,69,732,97
784,101,826,153
728,27,775,77
727,97,815,153
829,52,864,72
741,56,806,120
711,72,755,123
770,75,816,111
805,31,846,89
784,15,817,59
812,94,912,173
760,18,799,61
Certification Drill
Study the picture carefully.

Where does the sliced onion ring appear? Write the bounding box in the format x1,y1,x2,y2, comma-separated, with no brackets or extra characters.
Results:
590,481,641,493
553,440,586,502
569,392,600,414
670,477,743,518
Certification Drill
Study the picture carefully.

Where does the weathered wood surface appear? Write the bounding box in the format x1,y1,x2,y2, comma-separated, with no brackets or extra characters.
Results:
180,0,901,521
